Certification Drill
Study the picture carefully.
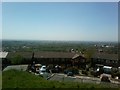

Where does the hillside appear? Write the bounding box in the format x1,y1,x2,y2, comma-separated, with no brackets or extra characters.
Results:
2,70,120,89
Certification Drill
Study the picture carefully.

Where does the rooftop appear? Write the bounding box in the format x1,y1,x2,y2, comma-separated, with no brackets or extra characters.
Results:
0,52,8,58
35,52,75,58
92,53,118,60
7,52,32,58
7,52,78,59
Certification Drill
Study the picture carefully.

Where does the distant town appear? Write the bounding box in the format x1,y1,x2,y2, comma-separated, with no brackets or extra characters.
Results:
1,40,120,88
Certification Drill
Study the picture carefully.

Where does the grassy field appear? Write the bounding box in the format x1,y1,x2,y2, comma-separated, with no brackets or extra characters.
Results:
2,70,120,89
0,72,2,89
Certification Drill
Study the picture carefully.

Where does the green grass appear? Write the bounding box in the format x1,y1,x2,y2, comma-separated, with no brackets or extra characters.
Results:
0,72,2,89
2,70,120,88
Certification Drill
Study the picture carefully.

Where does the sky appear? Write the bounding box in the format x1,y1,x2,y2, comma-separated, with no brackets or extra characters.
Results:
2,2,118,42
0,2,2,42
2,0,120,2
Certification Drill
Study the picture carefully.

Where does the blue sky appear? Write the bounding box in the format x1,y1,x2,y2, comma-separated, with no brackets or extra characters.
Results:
2,2,118,42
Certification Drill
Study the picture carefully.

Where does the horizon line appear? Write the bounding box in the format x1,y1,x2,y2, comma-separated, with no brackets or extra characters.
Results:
1,39,118,43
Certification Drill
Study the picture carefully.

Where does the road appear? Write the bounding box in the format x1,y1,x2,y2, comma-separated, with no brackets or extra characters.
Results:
49,73,120,88
49,73,100,84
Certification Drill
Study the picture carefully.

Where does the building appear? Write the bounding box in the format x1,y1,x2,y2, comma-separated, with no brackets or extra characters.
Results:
33,52,76,66
0,52,8,59
6,52,33,64
91,53,119,67
0,52,8,70
5,52,86,68
72,54,86,68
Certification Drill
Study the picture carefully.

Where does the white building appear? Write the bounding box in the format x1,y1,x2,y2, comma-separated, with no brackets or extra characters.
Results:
0,52,8,59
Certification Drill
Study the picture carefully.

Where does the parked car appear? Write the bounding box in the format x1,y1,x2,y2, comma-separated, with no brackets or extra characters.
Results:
39,65,46,75
64,70,69,74
64,67,79,75
67,72,74,76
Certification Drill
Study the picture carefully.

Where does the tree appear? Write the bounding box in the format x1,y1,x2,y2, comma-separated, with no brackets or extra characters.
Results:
10,54,23,65
84,48,95,62
84,48,96,68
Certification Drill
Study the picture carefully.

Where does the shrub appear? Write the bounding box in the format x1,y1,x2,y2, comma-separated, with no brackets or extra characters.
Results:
10,55,23,65
82,70,88,75
112,72,120,79
101,76,110,82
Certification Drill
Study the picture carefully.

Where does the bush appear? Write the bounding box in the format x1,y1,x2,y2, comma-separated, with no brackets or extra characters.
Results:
82,70,88,75
101,76,110,82
10,55,23,65
90,70,102,77
112,72,120,79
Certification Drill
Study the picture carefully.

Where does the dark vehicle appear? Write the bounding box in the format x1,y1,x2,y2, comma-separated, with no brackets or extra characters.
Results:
67,72,74,76
64,70,69,74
